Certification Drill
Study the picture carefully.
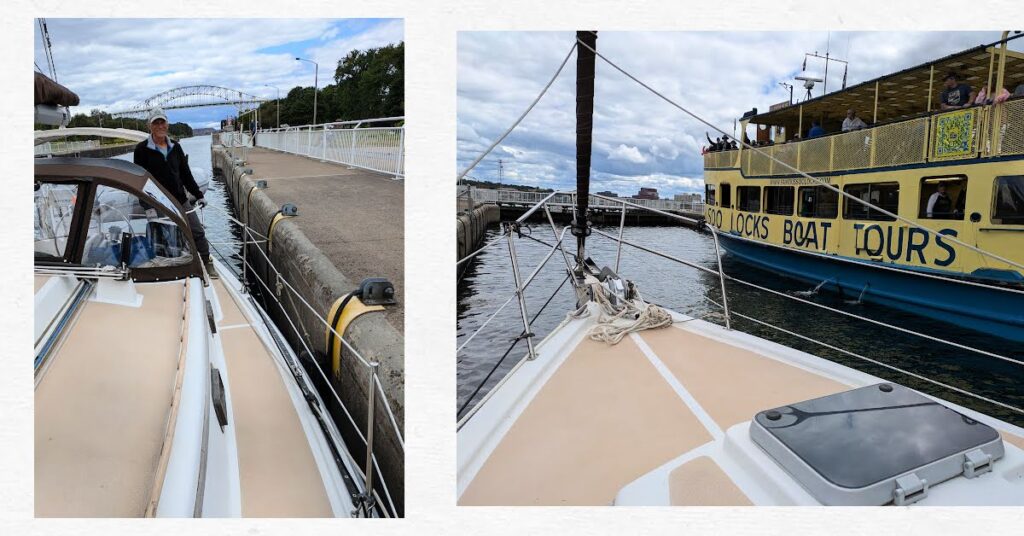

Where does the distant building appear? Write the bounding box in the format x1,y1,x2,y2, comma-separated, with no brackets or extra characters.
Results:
674,193,702,203
596,190,618,197
632,187,659,200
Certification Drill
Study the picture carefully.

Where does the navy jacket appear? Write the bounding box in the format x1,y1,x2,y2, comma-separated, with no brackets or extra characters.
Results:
133,138,202,204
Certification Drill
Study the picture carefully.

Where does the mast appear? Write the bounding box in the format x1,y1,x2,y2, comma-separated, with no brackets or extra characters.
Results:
573,30,597,268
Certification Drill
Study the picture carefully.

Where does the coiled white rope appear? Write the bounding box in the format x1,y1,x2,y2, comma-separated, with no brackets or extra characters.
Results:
587,283,672,345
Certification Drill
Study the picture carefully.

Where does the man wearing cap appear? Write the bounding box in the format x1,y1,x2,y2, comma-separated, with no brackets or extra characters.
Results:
133,107,217,278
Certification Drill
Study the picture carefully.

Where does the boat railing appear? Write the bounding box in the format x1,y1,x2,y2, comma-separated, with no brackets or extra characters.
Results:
253,117,405,179
703,98,1024,174
455,191,1024,425
202,203,402,518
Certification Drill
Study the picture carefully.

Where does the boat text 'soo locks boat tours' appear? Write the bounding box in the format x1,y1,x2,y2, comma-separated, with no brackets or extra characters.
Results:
703,33,1024,342
457,32,1024,507
33,73,390,517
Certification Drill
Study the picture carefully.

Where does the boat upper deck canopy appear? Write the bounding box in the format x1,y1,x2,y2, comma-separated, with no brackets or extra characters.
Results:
750,35,1024,136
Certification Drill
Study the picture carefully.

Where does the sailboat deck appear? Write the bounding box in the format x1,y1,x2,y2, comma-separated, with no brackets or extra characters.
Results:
35,281,186,517
459,313,1024,506
460,323,851,505
210,279,334,517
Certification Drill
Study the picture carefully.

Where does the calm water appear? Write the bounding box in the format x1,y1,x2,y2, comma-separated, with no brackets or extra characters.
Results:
457,223,1024,427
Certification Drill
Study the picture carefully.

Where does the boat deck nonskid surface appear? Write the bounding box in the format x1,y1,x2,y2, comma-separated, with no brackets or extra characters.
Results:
35,281,186,517
35,277,335,517
460,317,1024,506
210,279,334,517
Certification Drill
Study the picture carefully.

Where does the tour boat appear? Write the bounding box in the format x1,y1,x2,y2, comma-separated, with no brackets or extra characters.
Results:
702,34,1024,342
33,73,380,517
457,32,1024,507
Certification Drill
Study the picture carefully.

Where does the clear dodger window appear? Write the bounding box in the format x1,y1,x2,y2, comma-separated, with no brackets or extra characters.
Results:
81,184,193,269
35,182,79,260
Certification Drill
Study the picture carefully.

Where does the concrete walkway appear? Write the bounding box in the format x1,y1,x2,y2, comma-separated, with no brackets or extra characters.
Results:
244,148,404,331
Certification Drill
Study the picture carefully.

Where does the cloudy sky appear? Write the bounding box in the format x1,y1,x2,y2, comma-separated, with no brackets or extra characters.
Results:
458,31,1022,198
34,18,403,129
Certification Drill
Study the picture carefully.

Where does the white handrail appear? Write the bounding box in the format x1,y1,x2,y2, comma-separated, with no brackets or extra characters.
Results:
253,119,404,178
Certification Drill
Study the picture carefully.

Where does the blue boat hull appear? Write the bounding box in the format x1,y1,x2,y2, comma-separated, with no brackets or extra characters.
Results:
718,233,1024,343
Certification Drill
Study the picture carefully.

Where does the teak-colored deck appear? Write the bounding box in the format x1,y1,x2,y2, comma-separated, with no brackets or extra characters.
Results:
211,279,333,517
35,278,334,517
36,281,186,517
460,324,850,506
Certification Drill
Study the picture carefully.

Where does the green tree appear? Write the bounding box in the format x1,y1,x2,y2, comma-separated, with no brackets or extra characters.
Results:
251,41,405,130
332,42,404,120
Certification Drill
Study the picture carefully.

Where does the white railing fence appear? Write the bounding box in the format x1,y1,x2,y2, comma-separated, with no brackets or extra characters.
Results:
468,187,704,214
256,117,405,179
218,131,251,147
35,139,101,156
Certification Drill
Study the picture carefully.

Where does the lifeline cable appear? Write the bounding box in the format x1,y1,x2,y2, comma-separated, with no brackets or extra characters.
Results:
207,241,398,516
457,273,571,419
237,224,405,447
591,225,1024,367
704,296,1023,415
457,42,578,180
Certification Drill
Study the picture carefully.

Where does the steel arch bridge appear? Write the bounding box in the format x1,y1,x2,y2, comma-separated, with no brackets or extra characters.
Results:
109,85,268,118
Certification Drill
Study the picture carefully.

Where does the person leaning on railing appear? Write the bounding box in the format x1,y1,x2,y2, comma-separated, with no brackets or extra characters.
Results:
842,109,868,132
939,72,975,110
807,121,825,138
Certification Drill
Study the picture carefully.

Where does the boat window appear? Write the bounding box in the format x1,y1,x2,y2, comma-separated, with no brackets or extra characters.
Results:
737,186,761,212
81,184,193,269
993,175,1024,225
798,185,839,219
764,186,794,215
35,182,80,261
705,183,717,206
918,176,966,220
843,182,899,221
720,183,732,208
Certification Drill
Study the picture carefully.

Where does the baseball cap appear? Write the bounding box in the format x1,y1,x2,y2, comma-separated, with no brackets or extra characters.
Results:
147,107,169,124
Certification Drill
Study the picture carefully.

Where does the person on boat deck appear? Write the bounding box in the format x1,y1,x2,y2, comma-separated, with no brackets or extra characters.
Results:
1014,83,1024,98
807,121,825,138
939,72,975,110
133,107,217,279
926,184,954,219
842,109,867,132
706,132,722,151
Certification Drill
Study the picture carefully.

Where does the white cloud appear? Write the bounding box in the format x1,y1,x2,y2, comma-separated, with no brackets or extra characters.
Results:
607,144,647,164
458,31,1017,198
34,19,402,125
305,19,404,75
500,146,525,159
649,137,679,160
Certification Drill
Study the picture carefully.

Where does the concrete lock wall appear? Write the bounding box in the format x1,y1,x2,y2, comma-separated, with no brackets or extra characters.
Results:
456,204,500,279
212,146,405,512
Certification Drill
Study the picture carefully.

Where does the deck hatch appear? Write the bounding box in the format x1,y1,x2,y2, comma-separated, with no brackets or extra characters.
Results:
750,383,1004,505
